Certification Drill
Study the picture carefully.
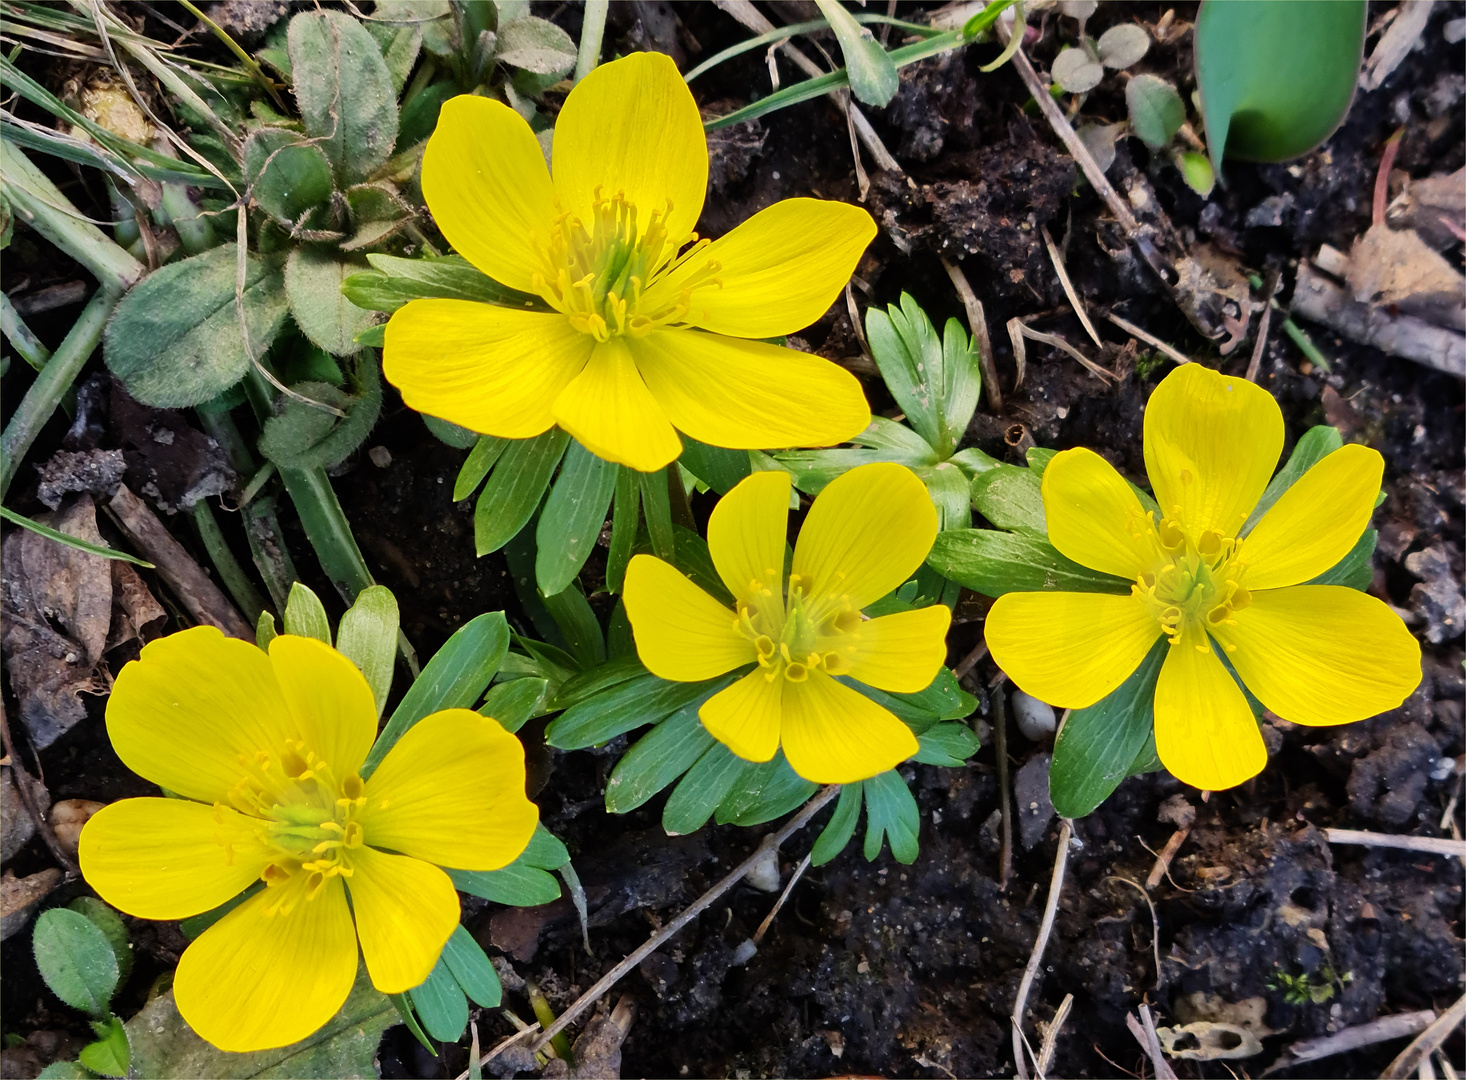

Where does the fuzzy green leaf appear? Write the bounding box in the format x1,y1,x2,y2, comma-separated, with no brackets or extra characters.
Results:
336,585,399,716
1126,73,1185,149
285,248,377,356
104,244,288,408
287,10,400,186
243,129,333,226
495,16,577,75
33,909,118,1017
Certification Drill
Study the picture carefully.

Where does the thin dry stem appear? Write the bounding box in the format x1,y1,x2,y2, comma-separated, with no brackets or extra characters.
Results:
1011,819,1073,1077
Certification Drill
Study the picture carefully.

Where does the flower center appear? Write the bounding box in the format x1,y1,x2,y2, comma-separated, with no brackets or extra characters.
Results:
736,574,865,683
222,742,367,913
532,189,721,342
1131,513,1250,652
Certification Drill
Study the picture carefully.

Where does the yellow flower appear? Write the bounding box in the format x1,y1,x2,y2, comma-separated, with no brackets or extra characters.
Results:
623,463,951,783
383,51,875,473
78,627,538,1052
985,363,1421,792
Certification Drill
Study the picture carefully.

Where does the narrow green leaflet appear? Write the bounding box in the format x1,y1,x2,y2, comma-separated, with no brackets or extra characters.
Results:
104,244,289,408
454,436,509,501
341,254,545,313
639,467,676,561
865,294,947,455
335,585,399,716
440,926,502,1008
913,721,981,766
1243,425,1343,533
480,677,551,733
604,681,732,813
663,742,750,835
540,583,606,670
928,529,1132,597
545,672,716,749
407,955,470,1042
363,611,509,776
862,769,920,863
810,782,863,866
536,443,618,595
475,429,570,555
970,464,1045,533
605,465,641,592
813,0,899,107
1049,636,1167,818
551,654,647,710
1308,527,1377,591
679,438,752,494
448,861,560,906
282,581,333,644
715,753,818,827
0,506,152,567
922,461,972,531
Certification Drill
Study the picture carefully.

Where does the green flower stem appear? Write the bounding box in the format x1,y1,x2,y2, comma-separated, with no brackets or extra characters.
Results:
574,0,608,83
192,498,268,624
195,406,298,613
0,144,146,292
159,181,216,256
0,285,118,501
0,292,51,372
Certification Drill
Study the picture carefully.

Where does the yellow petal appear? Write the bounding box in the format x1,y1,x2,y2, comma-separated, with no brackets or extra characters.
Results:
1209,585,1420,726
347,846,460,994
1239,444,1383,589
421,95,555,294
699,670,782,763
106,626,296,804
1042,447,1158,578
792,463,936,611
552,336,682,472
79,798,272,921
623,555,755,681
1143,363,1283,541
174,872,357,1053
779,672,918,784
361,709,538,872
268,636,376,778
985,590,1161,708
633,330,870,453
384,302,591,439
642,199,876,338
706,469,790,616
843,605,952,693
552,52,707,250
1153,626,1267,791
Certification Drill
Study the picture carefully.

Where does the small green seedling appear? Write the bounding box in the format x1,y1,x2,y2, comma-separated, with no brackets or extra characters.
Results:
32,899,134,1078
1268,963,1353,1006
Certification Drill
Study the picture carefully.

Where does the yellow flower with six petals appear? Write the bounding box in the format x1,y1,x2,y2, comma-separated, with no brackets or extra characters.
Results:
384,51,875,473
985,363,1421,792
623,463,951,783
78,627,538,1052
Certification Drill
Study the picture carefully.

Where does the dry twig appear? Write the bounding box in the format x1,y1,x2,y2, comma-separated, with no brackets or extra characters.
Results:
1285,1009,1436,1064
1011,819,1073,1078
1324,828,1466,859
1042,226,1102,348
1380,995,1466,1080
528,787,841,1054
1125,1005,1179,1080
941,257,1003,412
1105,312,1191,366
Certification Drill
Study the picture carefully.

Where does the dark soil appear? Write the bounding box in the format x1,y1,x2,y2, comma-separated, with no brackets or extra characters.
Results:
2,3,1463,1079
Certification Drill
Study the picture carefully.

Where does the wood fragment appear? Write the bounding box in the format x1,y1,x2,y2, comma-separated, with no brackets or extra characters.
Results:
1105,312,1191,365
1036,993,1074,1077
1145,826,1191,890
1246,269,1281,382
752,852,812,945
105,485,253,639
1286,1009,1435,1063
1042,226,1102,348
1009,319,1119,384
1291,262,1465,378
942,257,1003,412
1125,1006,1180,1080
1379,994,1466,1080
1323,828,1466,858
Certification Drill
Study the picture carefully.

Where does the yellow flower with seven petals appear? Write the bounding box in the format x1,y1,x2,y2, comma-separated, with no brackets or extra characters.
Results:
78,627,538,1052
383,51,875,473
623,463,951,783
985,363,1420,792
